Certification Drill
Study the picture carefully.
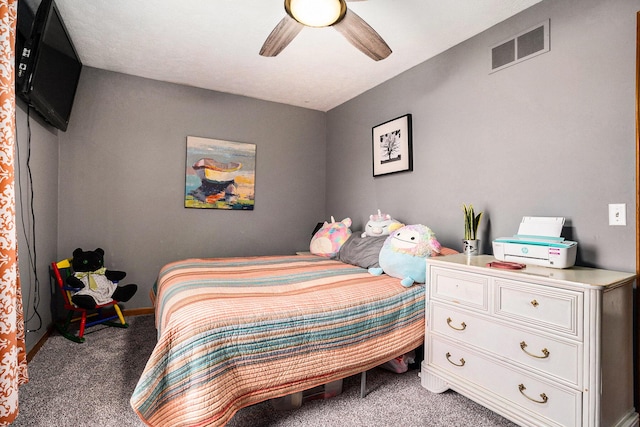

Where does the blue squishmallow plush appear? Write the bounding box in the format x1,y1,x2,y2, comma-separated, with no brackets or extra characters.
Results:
369,224,441,287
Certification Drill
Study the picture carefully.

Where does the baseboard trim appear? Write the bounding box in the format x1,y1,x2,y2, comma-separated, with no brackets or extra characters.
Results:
26,307,155,362
123,307,154,316
27,327,53,363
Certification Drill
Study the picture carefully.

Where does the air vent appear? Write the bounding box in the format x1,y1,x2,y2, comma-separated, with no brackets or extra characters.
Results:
490,20,549,73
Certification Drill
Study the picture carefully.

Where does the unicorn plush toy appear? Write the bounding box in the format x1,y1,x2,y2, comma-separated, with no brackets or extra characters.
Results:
310,216,352,257
361,209,403,238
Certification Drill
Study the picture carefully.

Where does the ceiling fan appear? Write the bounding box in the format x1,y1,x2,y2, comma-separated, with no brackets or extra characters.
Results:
259,0,392,61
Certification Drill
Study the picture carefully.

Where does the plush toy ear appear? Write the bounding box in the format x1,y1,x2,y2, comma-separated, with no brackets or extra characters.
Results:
72,248,83,257
94,248,105,257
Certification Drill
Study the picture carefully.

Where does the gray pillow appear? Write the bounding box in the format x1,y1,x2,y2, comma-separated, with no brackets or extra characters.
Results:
337,234,387,269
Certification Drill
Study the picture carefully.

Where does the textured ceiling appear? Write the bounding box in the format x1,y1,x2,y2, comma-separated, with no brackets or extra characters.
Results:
52,0,542,111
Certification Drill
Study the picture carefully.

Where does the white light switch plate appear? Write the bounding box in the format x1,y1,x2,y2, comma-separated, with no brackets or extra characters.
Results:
608,204,626,226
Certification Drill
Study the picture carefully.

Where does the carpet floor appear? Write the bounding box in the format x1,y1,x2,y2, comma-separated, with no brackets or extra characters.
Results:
13,315,517,426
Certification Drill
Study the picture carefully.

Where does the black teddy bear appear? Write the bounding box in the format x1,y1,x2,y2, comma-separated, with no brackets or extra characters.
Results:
67,248,137,310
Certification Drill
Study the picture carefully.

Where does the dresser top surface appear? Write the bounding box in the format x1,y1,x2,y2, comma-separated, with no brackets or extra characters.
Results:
427,254,636,288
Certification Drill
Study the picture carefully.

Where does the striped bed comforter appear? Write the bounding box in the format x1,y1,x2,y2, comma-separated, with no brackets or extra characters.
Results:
130,255,425,427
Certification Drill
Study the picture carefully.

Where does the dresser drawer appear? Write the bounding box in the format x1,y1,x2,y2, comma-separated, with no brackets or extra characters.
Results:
429,267,489,311
428,336,582,427
429,303,582,387
494,279,583,338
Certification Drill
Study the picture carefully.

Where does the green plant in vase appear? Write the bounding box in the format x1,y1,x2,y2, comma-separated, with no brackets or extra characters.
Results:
463,204,483,255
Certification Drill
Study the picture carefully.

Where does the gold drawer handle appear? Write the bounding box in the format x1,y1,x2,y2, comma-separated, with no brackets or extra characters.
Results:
520,341,550,359
445,352,465,367
530,299,539,307
518,383,548,404
446,317,467,331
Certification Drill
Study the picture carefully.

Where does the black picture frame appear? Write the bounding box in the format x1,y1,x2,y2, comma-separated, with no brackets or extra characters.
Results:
372,114,413,177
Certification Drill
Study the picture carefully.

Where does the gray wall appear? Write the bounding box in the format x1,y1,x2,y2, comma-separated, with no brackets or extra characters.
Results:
56,67,327,310
16,101,59,352
18,0,639,353
326,0,637,272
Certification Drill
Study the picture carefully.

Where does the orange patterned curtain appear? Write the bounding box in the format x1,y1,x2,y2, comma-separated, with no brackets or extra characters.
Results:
0,0,28,424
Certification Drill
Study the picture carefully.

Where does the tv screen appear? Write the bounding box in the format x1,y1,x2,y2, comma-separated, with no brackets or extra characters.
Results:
17,0,82,131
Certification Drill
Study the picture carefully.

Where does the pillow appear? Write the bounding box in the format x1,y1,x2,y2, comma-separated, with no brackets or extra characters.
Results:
337,233,386,269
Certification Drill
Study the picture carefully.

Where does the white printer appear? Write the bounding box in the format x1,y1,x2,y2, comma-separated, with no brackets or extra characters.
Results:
492,217,578,269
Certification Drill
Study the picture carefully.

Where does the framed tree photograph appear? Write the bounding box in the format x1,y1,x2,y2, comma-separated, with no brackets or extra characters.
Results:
372,114,413,177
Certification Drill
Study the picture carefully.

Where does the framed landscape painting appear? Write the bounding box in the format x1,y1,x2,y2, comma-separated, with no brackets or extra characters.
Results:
185,136,256,210
372,114,413,177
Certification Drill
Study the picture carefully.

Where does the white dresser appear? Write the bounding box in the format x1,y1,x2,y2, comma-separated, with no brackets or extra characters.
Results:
421,254,637,427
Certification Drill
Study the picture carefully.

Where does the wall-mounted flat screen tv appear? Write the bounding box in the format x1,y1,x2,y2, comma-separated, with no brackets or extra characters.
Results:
16,0,82,132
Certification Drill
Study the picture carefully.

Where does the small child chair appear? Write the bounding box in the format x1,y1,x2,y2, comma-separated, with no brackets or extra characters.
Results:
49,259,129,343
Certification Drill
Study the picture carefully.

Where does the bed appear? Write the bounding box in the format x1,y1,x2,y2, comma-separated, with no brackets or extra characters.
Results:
130,248,435,427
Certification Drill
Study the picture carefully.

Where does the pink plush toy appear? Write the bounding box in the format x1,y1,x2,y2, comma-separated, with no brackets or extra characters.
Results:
310,216,352,257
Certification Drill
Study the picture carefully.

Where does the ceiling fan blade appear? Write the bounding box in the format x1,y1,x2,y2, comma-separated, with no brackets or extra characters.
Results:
260,15,304,57
333,9,391,61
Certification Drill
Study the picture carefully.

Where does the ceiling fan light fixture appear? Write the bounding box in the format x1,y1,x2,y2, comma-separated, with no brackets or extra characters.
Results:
286,0,346,28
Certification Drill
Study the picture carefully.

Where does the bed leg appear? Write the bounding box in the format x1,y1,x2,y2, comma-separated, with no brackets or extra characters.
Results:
360,371,367,398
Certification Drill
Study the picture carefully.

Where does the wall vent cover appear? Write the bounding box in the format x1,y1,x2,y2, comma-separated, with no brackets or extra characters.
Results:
490,20,549,73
